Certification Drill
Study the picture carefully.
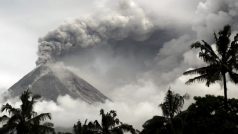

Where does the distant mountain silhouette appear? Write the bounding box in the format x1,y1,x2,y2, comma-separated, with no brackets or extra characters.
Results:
8,65,109,103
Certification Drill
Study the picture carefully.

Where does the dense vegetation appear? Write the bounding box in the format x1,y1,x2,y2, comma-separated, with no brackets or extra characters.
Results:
1,25,238,133
0,90,54,134
183,25,238,109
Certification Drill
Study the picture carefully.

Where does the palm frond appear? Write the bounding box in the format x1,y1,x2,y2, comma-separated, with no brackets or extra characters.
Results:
118,124,136,134
28,113,51,124
185,66,222,87
202,40,220,60
190,41,202,49
185,74,209,85
205,71,222,86
216,25,231,56
7,114,21,125
42,122,54,127
228,71,238,84
0,115,9,123
198,51,219,64
111,127,123,134
0,123,17,134
160,90,185,118
202,40,213,51
227,39,238,66
32,94,41,100
191,41,220,63
94,120,102,130
32,124,55,133
227,56,237,69
1,103,20,115
183,25,238,108
20,89,32,102
214,32,218,42
183,65,219,76
31,94,41,105
228,40,238,54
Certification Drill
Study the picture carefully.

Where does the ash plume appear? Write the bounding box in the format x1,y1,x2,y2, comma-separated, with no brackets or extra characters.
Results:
36,0,238,93
36,0,155,65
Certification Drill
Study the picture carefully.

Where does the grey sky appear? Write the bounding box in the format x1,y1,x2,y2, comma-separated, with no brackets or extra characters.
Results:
1,0,237,95
0,0,192,88
0,0,236,92
0,0,96,88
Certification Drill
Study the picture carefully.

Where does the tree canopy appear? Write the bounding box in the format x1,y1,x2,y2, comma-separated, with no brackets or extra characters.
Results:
0,90,55,134
183,25,238,107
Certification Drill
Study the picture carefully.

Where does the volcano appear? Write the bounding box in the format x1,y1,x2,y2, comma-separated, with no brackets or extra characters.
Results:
8,65,109,103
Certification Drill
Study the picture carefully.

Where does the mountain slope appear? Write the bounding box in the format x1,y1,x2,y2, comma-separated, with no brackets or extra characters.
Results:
8,65,109,103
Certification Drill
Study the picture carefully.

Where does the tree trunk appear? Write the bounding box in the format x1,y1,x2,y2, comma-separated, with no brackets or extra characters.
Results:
169,117,175,134
222,72,228,110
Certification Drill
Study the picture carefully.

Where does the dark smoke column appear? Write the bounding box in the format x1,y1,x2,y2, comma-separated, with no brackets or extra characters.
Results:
36,0,154,65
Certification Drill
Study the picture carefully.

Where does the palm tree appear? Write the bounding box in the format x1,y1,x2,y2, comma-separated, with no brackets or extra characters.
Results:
160,90,185,119
100,109,120,134
73,120,96,134
159,89,186,134
141,89,186,134
0,90,55,134
76,109,137,134
183,25,238,108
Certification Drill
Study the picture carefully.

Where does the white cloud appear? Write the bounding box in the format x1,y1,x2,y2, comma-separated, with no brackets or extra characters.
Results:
1,89,162,130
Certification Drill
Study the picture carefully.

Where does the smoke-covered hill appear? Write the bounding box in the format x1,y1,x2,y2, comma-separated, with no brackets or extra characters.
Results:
8,65,109,103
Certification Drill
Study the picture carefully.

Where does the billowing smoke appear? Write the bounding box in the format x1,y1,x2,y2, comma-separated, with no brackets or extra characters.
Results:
36,0,187,93
36,0,155,65
15,0,238,131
